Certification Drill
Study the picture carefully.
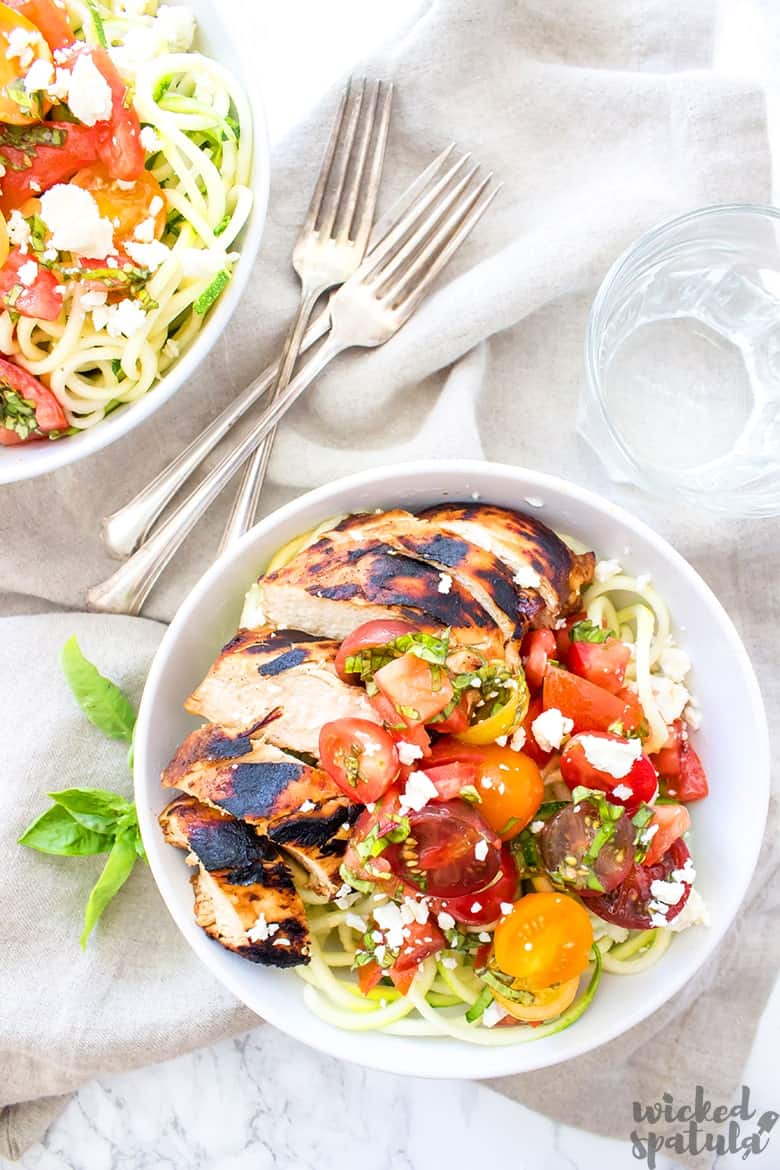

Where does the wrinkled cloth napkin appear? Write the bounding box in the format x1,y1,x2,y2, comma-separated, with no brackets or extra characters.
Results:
1,0,778,1164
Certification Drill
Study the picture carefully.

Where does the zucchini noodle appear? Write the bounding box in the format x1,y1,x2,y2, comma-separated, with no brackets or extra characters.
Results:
3,0,254,433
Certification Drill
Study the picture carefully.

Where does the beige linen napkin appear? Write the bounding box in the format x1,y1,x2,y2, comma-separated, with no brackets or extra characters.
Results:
1,0,777,1163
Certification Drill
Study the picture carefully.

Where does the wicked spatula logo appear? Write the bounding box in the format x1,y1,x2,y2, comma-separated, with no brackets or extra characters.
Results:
631,1086,778,1166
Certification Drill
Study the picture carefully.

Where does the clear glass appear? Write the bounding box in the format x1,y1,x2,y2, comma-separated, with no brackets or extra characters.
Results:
582,204,780,517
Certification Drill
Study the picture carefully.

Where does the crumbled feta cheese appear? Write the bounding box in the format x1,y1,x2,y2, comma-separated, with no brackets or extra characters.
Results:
397,740,424,767
531,707,573,753
469,901,482,913
47,66,71,101
595,558,622,582
524,495,544,509
6,26,44,69
529,820,545,835
437,572,452,594
39,185,114,258
334,885,360,910
22,57,53,93
156,4,196,50
474,839,489,861
399,770,438,814
7,210,30,253
92,298,147,339
659,646,691,683
478,931,491,943
650,878,687,906
133,216,157,243
513,565,541,589
115,179,136,192
246,912,280,943
499,902,514,915
372,902,406,949
400,896,429,926
67,52,113,125
149,194,164,217
298,799,315,813
579,734,642,779
588,912,629,944
480,776,493,790
482,1000,509,1028
683,702,702,730
509,727,527,752
17,260,38,287
650,675,690,723
494,734,508,747
610,783,633,801
668,888,710,932
650,910,669,927
374,945,387,965
124,239,171,272
179,246,239,279
635,573,652,591
671,859,696,885
437,911,456,931
80,289,107,309
139,125,161,152
345,912,367,932
441,955,458,969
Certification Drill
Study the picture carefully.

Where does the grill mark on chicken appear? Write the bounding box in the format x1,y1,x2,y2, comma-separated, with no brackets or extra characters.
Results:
217,761,306,820
256,647,309,676
269,802,361,851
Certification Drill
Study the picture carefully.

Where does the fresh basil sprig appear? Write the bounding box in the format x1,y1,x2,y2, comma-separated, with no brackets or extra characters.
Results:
18,638,146,948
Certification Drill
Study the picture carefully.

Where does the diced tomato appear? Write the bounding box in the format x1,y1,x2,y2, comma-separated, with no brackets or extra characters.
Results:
652,720,709,803
4,0,74,49
357,960,383,996
567,636,631,695
559,732,658,812
543,664,645,736
90,48,144,180
430,697,470,734
420,761,479,801
389,918,446,992
521,694,552,767
0,354,66,444
0,122,100,213
0,248,63,320
335,619,421,682
433,848,519,926
555,612,586,663
374,651,454,725
369,693,431,759
642,803,691,868
521,628,557,692
586,838,693,929
319,718,400,803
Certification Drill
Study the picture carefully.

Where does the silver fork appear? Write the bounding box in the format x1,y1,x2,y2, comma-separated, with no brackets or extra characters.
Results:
99,149,455,562
219,78,392,553
86,154,500,616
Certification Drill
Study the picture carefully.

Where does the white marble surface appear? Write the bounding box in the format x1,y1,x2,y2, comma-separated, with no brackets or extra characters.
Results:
6,2,778,1168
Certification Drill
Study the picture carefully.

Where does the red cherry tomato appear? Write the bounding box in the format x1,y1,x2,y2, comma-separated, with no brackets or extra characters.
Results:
0,248,63,321
540,800,636,893
4,0,74,49
318,718,400,803
383,799,501,898
584,838,693,929
434,848,518,925
559,732,658,812
374,651,454,725
0,122,100,213
390,918,446,974
90,48,145,180
421,761,479,801
0,355,66,445
521,694,553,766
642,803,691,867
543,664,645,736
555,612,586,663
568,636,631,695
521,628,557,692
652,720,709,802
335,619,421,682
430,697,470,734
369,693,431,759
357,960,383,996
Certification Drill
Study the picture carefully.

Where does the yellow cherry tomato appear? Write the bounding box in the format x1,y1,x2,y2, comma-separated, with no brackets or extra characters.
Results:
493,891,593,992
0,3,52,125
455,670,529,745
71,165,166,246
0,211,9,269
493,975,580,1022
432,740,543,841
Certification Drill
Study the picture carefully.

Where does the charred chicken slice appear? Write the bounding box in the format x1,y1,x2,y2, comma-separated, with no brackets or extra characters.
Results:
418,502,595,626
186,626,380,755
159,794,310,967
162,725,358,895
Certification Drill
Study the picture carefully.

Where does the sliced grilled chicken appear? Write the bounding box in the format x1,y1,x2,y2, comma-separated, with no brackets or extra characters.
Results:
260,527,507,662
162,725,358,895
186,626,380,755
159,794,310,967
419,502,595,626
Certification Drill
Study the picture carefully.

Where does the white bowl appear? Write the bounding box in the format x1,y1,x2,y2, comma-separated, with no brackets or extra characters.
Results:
0,0,269,485
134,461,770,1078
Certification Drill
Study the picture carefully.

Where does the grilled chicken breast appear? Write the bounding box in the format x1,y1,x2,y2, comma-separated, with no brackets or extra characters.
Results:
186,626,380,755
159,794,310,966
261,526,507,661
419,503,595,626
162,724,358,895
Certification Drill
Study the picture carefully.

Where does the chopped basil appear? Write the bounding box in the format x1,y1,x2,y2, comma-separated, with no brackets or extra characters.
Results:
6,80,45,121
0,387,38,440
339,863,374,894
0,122,66,152
569,619,613,644
194,269,230,315
475,966,535,1005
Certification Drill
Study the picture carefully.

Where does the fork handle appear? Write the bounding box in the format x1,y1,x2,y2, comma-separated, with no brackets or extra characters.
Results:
86,330,346,616
218,284,324,553
100,305,332,559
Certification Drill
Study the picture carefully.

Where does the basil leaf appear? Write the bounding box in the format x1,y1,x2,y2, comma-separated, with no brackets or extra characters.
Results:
60,635,137,742
18,805,113,856
80,830,138,948
569,619,613,644
49,787,132,834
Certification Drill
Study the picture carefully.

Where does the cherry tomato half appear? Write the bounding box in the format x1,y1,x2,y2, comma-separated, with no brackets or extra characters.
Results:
0,354,66,444
642,803,691,868
651,720,709,802
540,800,635,893
584,837,693,929
335,619,421,682
374,650,454,725
4,0,74,50
434,847,518,925
492,891,593,991
0,248,63,321
429,738,544,840
521,694,553,767
391,919,446,975
72,164,165,247
318,718,400,803
0,122,100,214
568,635,631,695
543,664,645,736
383,799,501,898
493,975,580,1022
522,628,557,692
421,761,479,801
559,732,658,812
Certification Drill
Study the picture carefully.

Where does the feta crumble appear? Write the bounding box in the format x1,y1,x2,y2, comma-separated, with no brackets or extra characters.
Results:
22,58,53,93
531,707,573,752
659,646,691,683
579,734,642,779
397,740,424,766
298,799,315,813
124,239,171,271
437,572,452,594
67,52,113,126
6,26,44,69
39,185,114,258
513,565,542,589
595,558,622,582
247,912,280,943
482,1000,509,1028
650,675,690,723
372,902,406,949
7,210,31,253
437,911,456,931
399,770,438,814
139,125,162,152
17,260,38,287
509,727,527,752
474,839,489,861
668,888,710,932
92,298,147,339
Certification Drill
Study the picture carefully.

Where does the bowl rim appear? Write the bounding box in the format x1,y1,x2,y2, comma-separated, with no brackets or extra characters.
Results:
134,459,771,1077
0,0,270,485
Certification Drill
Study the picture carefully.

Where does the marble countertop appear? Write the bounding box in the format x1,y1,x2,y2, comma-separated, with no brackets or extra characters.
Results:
5,3,777,1168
